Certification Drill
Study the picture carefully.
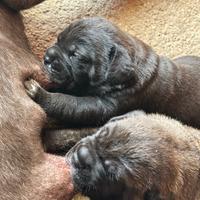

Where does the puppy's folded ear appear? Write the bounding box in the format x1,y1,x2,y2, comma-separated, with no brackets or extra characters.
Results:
108,45,117,65
106,44,135,86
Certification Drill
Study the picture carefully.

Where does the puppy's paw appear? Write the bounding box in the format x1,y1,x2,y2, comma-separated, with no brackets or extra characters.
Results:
24,79,42,99
109,110,146,123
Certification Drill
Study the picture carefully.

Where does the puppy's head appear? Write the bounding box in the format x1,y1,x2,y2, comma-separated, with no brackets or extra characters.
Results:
65,123,134,198
44,17,134,94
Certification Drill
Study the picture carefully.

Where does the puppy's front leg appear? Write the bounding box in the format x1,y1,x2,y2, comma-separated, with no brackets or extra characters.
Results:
24,79,119,126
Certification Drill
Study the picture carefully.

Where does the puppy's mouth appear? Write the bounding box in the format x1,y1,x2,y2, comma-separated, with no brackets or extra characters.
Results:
43,60,74,86
43,45,75,86
45,62,62,74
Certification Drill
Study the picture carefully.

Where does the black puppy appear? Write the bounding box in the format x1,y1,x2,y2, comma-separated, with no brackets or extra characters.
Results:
65,111,200,200
25,17,200,127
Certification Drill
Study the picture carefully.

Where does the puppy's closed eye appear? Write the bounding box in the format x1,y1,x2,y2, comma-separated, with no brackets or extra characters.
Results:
69,51,77,59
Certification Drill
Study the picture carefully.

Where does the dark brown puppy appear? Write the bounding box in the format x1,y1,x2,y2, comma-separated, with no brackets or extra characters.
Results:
25,17,200,128
0,1,73,200
66,111,200,200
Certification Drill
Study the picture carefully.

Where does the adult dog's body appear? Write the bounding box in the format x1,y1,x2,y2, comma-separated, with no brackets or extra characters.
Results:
66,111,200,200
26,17,200,128
0,1,73,200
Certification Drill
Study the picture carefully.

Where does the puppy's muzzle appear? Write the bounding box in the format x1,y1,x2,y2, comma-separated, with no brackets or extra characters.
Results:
71,145,95,169
44,46,64,73
44,47,58,64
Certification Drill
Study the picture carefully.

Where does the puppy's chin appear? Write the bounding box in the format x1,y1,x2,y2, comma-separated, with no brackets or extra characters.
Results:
50,75,68,85
68,158,123,198
72,171,125,199
73,177,94,196
43,64,73,86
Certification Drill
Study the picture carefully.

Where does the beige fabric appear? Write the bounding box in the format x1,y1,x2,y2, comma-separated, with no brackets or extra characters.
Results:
23,0,200,60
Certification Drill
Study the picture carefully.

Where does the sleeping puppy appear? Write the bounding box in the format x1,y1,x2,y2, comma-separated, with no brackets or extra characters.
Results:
65,111,200,200
25,17,200,127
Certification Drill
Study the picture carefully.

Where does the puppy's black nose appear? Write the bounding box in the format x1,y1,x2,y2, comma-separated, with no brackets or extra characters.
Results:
44,55,52,65
44,47,58,65
72,145,94,169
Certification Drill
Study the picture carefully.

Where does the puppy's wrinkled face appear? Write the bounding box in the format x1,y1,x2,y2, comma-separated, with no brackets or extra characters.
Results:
66,138,107,194
65,125,129,198
44,17,133,95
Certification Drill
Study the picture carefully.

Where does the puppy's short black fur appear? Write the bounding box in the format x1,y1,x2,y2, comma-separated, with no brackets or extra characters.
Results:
25,17,200,127
65,111,200,200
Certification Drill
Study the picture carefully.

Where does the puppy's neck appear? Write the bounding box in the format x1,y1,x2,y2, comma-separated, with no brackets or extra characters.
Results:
124,35,181,112
139,54,180,112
